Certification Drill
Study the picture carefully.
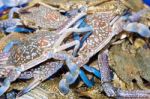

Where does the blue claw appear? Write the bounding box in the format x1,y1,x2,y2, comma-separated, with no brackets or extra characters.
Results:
0,78,10,96
59,72,78,94
83,65,101,79
124,22,150,38
59,79,69,94
3,40,21,53
59,59,80,94
79,70,94,87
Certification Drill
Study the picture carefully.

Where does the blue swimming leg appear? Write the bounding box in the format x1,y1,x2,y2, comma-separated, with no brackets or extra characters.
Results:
79,69,94,87
83,65,101,79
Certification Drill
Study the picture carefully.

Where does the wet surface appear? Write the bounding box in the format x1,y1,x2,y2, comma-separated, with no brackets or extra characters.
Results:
0,0,149,99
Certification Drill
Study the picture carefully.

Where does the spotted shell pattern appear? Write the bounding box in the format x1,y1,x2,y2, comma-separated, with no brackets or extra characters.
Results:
7,31,60,66
73,12,115,66
20,4,68,29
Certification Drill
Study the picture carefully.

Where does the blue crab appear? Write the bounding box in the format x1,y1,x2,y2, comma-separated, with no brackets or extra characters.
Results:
16,7,149,98
57,8,150,98
93,9,150,98
0,4,149,99
0,8,95,96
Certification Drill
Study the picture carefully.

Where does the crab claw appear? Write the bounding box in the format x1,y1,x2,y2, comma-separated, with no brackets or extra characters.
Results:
59,72,79,94
0,78,11,96
59,61,80,94
59,77,70,95
124,22,150,38
116,89,150,98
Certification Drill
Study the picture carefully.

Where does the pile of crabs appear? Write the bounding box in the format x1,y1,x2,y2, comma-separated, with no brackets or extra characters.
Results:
0,0,150,98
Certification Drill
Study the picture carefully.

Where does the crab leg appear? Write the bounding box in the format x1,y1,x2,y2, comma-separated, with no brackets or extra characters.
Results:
59,55,80,94
123,22,150,38
79,69,94,87
54,40,80,53
98,50,116,97
98,50,150,98
73,20,92,56
122,8,150,38
129,8,150,22
54,25,93,48
83,65,101,79
54,11,87,47
6,26,35,33
79,65,102,87
0,78,10,95
54,26,93,53
116,89,150,98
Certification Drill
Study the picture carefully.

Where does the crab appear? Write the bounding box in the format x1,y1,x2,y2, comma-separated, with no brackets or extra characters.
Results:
17,7,150,98
0,2,149,99
109,39,150,90
0,8,95,96
57,8,150,98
